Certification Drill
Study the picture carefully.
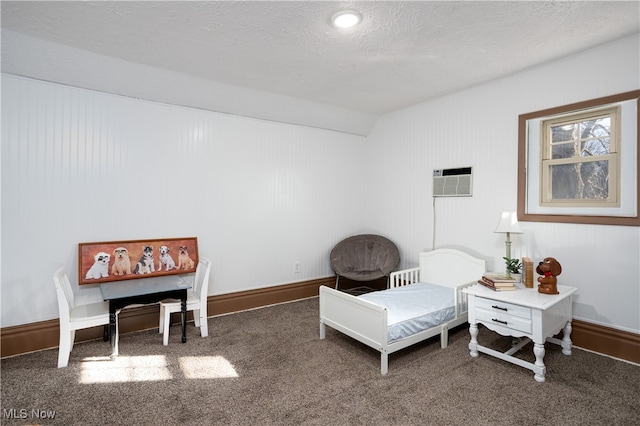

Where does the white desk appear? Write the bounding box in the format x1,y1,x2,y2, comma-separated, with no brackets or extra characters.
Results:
101,275,191,357
462,283,577,382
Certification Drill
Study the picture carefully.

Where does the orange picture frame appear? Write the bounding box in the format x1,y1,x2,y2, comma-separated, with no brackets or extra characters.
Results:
78,237,198,285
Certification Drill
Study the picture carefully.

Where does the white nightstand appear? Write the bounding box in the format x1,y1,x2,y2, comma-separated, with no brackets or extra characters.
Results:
462,283,578,382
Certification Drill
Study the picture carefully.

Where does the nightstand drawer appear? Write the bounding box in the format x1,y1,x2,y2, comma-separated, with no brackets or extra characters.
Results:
475,297,531,320
476,308,532,334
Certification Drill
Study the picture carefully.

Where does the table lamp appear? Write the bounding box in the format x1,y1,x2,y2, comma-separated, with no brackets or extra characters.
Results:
494,211,523,261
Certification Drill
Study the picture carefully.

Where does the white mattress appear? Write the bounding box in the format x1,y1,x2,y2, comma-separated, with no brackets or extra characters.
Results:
358,282,455,343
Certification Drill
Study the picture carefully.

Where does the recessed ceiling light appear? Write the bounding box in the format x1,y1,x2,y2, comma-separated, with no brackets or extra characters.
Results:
331,10,362,29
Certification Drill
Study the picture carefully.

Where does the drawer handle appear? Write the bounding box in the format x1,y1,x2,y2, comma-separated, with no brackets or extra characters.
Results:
492,318,508,325
492,305,508,311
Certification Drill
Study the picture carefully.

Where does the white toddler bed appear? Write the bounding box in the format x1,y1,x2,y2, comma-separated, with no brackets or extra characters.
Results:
319,248,486,374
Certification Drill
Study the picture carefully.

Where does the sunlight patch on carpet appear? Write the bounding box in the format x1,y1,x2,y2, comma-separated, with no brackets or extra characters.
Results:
179,356,239,379
79,355,172,383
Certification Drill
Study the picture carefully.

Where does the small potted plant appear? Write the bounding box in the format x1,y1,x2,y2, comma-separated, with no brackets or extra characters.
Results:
503,257,522,281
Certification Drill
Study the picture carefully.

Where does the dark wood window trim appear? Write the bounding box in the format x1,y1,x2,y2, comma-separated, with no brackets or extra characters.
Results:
517,90,640,226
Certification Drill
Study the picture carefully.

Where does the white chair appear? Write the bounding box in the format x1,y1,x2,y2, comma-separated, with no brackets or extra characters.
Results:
53,268,113,368
159,258,211,346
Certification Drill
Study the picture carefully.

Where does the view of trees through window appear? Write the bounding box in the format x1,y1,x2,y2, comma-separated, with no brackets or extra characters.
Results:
542,108,618,205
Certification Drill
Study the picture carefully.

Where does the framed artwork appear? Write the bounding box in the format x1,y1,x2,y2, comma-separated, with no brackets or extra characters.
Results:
78,237,198,285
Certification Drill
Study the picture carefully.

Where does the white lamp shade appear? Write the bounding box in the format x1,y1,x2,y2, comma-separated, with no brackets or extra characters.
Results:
494,211,523,234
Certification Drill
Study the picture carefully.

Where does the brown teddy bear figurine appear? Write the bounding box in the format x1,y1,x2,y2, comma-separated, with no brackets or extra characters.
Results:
536,257,561,294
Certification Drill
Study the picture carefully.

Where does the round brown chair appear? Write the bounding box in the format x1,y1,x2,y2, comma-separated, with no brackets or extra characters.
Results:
330,234,400,291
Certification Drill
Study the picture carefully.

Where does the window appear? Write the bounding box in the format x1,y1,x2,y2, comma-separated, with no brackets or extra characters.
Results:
518,90,639,226
540,106,620,208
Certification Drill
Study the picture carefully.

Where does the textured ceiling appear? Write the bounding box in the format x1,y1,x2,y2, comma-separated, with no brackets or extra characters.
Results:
1,1,639,116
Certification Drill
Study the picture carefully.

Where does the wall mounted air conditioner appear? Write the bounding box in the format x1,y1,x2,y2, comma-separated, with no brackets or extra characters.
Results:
433,167,473,197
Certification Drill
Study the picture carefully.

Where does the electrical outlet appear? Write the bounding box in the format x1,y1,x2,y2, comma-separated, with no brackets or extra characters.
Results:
294,261,301,273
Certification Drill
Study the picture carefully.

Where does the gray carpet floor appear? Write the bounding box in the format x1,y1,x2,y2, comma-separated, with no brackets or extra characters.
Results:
1,297,639,425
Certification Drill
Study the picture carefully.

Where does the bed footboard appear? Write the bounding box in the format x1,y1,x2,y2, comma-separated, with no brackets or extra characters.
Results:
319,286,388,351
319,285,395,373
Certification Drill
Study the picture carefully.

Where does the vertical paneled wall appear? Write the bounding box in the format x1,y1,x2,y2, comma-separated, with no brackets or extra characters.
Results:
364,35,640,333
2,34,639,336
1,75,366,327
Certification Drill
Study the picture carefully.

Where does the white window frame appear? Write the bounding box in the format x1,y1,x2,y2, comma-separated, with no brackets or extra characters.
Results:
540,106,620,208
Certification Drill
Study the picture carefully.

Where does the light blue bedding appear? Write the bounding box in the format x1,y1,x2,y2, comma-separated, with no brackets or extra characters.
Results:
358,282,455,343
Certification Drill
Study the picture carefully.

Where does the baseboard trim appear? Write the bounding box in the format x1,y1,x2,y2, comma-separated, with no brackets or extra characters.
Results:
571,319,640,364
0,276,334,358
2,278,638,365
207,276,334,316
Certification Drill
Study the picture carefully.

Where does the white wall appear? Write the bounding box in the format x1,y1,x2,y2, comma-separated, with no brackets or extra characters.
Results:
365,34,640,333
0,75,368,327
2,34,639,336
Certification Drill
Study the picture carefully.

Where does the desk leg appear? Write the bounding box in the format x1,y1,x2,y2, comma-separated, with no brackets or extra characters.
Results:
109,306,118,358
181,296,187,343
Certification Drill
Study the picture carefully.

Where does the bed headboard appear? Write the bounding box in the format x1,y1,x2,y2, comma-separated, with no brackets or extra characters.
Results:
419,248,486,288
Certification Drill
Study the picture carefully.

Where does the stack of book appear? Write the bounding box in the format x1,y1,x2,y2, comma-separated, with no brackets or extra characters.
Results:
477,273,517,291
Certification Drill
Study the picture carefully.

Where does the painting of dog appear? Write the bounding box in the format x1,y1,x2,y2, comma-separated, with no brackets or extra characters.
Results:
158,245,176,271
85,252,110,280
133,245,155,274
111,247,132,276
79,237,197,284
177,246,195,270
